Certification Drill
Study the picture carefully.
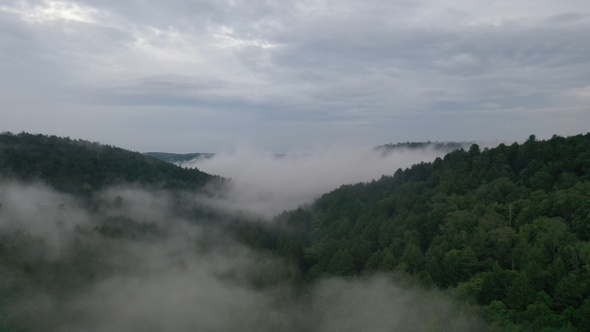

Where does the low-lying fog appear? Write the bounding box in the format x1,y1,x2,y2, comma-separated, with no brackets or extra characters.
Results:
184,144,465,218
0,181,485,332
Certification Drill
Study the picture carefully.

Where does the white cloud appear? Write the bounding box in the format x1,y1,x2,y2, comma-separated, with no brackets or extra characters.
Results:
213,26,279,50
1,0,98,24
567,85,590,100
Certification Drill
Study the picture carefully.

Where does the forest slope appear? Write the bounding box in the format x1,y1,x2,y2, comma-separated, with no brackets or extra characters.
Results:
239,134,590,331
3,131,590,331
0,132,217,195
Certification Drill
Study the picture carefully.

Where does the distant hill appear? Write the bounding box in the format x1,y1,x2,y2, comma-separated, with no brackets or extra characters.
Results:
147,142,466,165
0,132,218,194
375,141,468,154
144,152,214,164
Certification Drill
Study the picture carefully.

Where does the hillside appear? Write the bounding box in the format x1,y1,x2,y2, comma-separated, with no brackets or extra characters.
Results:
234,134,590,331
0,132,217,194
3,131,590,331
144,152,215,163
0,133,282,331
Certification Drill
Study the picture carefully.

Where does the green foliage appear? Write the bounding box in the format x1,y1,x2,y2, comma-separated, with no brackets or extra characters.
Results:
3,131,590,330
0,132,218,195
237,133,590,330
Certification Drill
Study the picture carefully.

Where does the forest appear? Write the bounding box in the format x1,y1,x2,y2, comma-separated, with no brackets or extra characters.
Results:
1,131,589,331
237,133,590,331
0,132,217,194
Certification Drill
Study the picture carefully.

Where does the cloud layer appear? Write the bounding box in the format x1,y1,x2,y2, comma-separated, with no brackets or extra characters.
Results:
1,0,589,151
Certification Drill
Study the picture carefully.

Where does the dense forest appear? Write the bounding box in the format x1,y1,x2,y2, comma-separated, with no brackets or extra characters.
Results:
0,133,251,331
235,133,590,331
0,132,217,195
1,132,590,331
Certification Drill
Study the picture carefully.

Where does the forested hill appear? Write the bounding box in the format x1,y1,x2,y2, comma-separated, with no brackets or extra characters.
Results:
0,132,217,194
144,152,214,163
236,133,590,331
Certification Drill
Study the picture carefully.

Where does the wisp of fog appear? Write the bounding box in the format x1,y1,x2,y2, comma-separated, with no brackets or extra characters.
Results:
183,144,461,218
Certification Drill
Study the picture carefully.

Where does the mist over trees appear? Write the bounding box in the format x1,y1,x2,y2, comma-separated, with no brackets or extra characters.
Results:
0,132,484,332
182,142,467,218
238,133,590,331
1,132,590,331
375,141,467,154
144,152,215,164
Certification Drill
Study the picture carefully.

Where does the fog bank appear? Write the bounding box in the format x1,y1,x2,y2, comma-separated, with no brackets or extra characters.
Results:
184,144,463,218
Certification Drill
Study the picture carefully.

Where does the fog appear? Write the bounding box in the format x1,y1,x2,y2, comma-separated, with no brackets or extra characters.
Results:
0,182,92,257
0,181,486,332
184,144,465,218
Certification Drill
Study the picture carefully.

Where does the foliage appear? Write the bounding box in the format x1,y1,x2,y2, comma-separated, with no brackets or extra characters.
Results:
3,131,590,330
0,132,218,195
237,133,590,331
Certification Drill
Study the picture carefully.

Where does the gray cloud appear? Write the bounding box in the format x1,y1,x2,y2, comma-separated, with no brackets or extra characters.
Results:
0,0,589,151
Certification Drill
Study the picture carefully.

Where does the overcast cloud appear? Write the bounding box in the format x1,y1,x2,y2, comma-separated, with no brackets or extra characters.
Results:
1,0,589,152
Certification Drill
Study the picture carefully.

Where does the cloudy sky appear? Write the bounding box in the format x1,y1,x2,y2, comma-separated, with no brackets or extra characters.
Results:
1,0,589,152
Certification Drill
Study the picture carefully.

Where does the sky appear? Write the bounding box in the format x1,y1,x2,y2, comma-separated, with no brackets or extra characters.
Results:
1,0,589,153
